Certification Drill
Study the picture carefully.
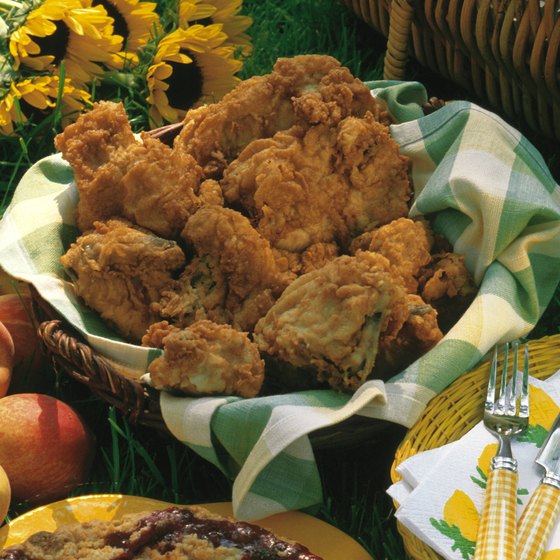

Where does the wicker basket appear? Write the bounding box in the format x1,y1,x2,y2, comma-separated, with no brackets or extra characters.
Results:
30,286,400,451
343,0,560,143
390,333,560,560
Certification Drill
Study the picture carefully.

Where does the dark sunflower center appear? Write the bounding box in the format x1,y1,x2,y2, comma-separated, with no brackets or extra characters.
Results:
193,17,213,27
93,0,129,43
33,20,69,65
166,50,204,110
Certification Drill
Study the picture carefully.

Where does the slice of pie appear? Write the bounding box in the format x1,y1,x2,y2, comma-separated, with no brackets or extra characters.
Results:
0,505,324,559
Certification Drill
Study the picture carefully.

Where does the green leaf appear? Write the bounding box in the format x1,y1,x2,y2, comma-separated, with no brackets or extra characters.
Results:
430,518,476,560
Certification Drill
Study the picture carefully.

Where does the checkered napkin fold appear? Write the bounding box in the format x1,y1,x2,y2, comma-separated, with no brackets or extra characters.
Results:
0,81,559,520
387,372,560,560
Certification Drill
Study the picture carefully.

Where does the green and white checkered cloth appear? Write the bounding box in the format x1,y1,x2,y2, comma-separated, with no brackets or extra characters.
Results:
1,81,559,520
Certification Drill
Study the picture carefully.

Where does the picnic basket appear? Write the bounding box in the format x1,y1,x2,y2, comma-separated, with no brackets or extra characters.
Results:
390,333,560,560
30,285,396,451
343,0,560,143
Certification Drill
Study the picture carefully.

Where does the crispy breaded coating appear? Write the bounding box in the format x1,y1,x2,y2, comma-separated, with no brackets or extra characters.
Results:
173,54,380,179
119,133,203,238
254,252,408,392
144,320,264,398
301,242,339,273
155,207,291,332
376,293,443,377
420,252,476,301
419,251,477,333
350,217,433,292
221,113,411,254
60,219,185,342
54,101,136,229
54,101,204,237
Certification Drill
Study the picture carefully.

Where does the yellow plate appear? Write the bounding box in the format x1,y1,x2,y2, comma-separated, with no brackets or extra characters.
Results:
0,494,371,559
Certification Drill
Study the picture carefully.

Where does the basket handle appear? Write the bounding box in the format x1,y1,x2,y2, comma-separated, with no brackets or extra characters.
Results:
384,0,415,80
37,319,149,424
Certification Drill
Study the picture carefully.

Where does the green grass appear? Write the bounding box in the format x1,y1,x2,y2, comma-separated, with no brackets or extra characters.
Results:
1,1,559,559
239,0,384,80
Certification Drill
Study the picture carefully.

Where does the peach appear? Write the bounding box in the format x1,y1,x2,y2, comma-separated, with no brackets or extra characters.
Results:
0,394,95,504
0,320,14,398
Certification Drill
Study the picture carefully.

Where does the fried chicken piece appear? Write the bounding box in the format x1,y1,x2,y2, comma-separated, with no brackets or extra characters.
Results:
419,252,477,332
301,242,339,273
421,252,475,301
54,101,136,229
119,133,204,238
173,54,380,179
60,219,186,342
221,113,411,254
155,255,229,328
54,101,204,237
375,294,443,377
197,179,225,207
350,217,433,292
271,243,339,277
155,207,291,332
254,251,409,392
143,320,264,398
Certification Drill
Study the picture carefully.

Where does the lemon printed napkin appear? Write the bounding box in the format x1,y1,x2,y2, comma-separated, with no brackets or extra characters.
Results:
0,80,559,520
388,372,560,560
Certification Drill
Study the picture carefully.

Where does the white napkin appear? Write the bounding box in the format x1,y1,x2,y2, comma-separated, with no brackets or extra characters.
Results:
387,371,560,560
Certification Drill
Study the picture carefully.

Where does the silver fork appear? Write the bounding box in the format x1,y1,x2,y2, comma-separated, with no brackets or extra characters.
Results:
473,341,530,560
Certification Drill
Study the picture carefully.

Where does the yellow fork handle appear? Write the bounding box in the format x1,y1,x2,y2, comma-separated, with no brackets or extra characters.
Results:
473,468,517,560
517,483,560,560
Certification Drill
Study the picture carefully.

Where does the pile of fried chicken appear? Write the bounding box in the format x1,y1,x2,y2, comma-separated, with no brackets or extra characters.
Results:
56,55,475,398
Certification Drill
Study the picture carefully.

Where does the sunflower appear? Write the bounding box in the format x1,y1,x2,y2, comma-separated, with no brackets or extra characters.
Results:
0,73,91,135
9,0,121,87
179,0,252,56
90,0,160,69
146,24,241,126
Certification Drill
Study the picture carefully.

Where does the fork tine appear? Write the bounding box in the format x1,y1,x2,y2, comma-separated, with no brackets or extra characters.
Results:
520,343,530,418
497,342,510,414
507,341,519,416
485,345,499,411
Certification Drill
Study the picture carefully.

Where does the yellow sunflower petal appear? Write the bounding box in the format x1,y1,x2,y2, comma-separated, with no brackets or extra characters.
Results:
99,0,161,70
181,0,252,55
9,0,120,87
22,90,54,110
178,0,216,26
147,17,242,125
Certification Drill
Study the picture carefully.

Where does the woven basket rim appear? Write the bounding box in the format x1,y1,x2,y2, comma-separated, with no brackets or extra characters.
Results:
30,285,403,451
390,333,560,560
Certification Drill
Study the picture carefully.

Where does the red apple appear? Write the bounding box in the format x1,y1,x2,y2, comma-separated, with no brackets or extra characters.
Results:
0,320,14,398
0,394,95,504
0,268,29,297
0,294,47,393
0,293,40,366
